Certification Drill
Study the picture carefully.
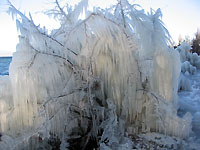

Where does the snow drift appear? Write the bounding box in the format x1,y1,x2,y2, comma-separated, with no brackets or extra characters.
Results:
0,0,192,149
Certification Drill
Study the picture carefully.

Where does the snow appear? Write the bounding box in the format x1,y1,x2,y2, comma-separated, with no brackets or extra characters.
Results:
176,42,200,148
132,132,200,150
178,70,200,136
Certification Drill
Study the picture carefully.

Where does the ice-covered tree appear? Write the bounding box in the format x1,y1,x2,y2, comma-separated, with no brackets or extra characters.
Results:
0,0,192,149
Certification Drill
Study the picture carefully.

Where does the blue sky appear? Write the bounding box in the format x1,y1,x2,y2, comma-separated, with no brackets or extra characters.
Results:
0,0,200,56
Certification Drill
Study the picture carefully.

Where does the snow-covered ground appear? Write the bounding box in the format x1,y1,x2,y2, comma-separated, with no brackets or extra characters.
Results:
178,69,200,138
179,70,200,114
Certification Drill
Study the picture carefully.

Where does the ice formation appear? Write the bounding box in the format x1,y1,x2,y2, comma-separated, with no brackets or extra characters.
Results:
0,0,192,149
176,42,200,69
176,43,200,141
176,42,200,91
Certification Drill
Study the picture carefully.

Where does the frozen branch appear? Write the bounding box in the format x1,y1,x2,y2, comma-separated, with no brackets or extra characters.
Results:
55,0,68,19
28,52,39,69
119,0,126,28
29,43,74,67
7,0,77,56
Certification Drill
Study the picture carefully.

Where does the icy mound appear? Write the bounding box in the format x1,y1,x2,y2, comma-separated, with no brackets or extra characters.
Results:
178,69,200,142
176,42,200,69
0,0,192,149
176,42,200,91
176,42,200,144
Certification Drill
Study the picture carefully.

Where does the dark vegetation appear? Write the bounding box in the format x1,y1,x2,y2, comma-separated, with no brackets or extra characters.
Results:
174,29,200,55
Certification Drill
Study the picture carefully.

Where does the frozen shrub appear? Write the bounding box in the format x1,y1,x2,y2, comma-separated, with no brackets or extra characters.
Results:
176,42,200,92
178,74,191,91
181,61,196,75
0,0,192,149
176,42,200,72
